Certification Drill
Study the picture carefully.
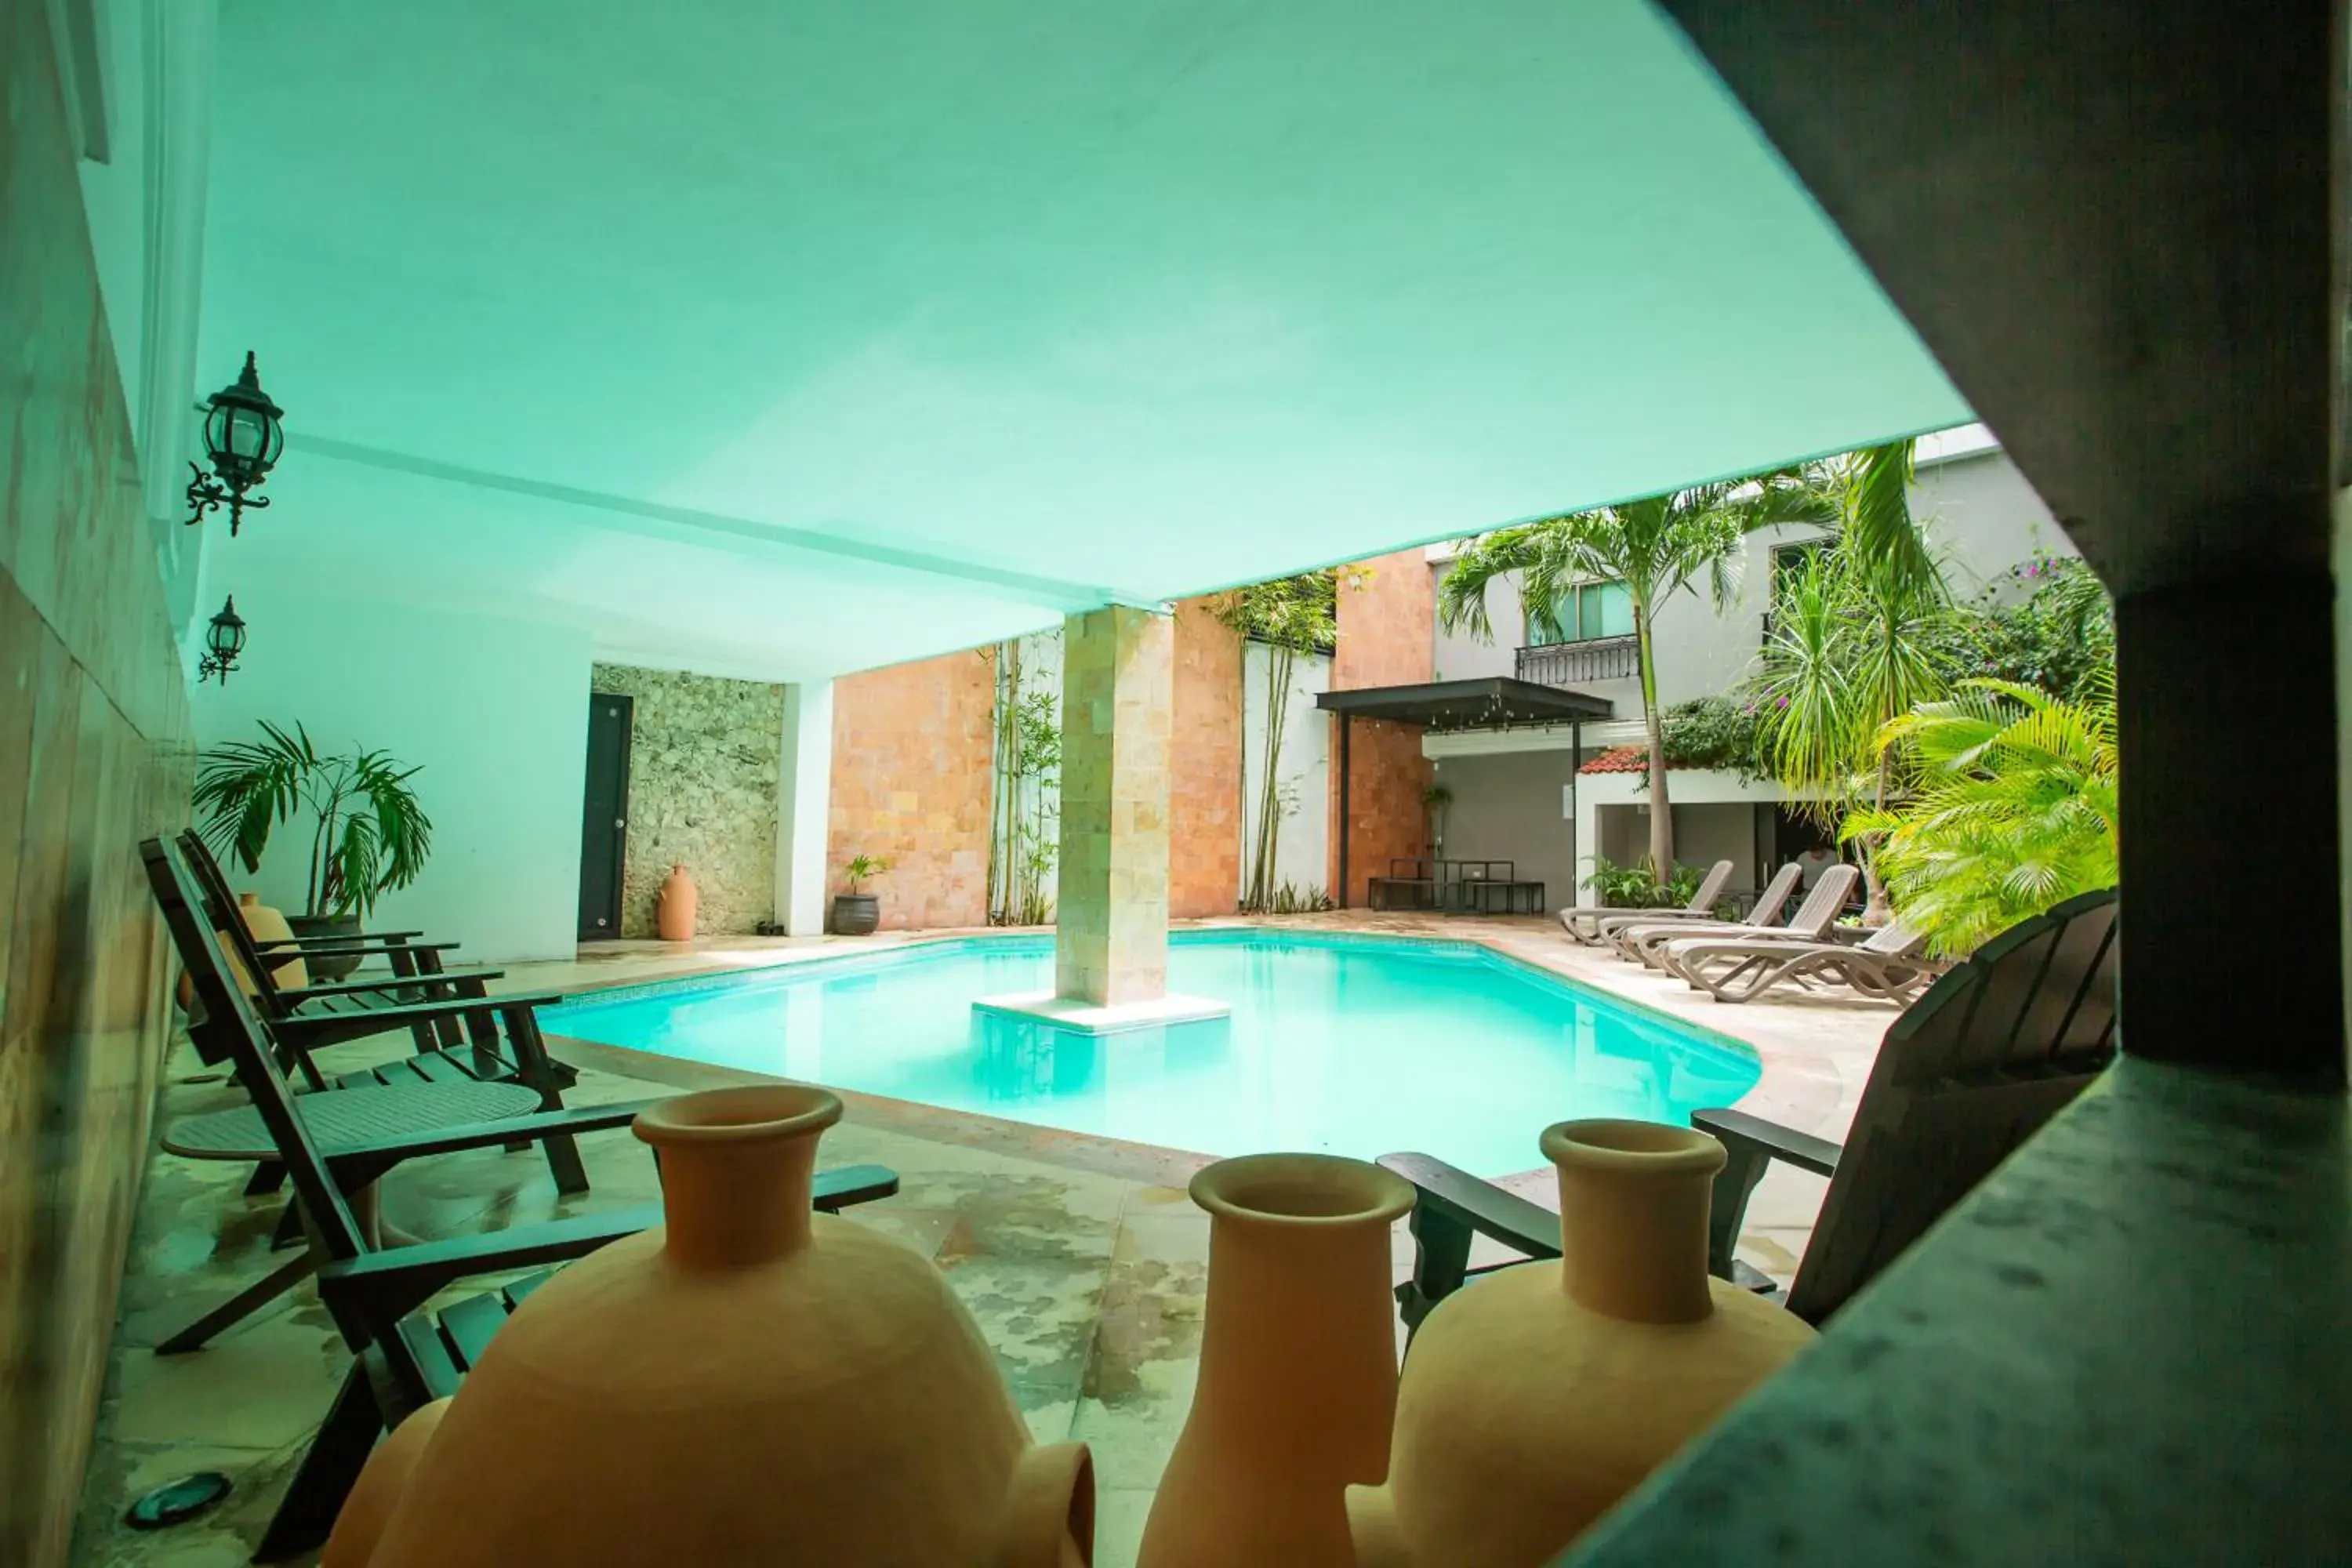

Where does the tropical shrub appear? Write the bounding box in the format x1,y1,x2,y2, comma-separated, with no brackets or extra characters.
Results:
1922,551,2114,701
1844,673,2118,956
1657,695,1769,781
1584,855,1709,910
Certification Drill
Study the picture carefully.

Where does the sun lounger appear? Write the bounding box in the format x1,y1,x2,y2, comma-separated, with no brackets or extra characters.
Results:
1558,858,1733,945
1665,917,1949,1004
1612,864,1857,967
1588,862,1803,947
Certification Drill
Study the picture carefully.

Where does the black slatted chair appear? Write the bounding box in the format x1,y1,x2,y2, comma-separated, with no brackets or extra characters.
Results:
1385,887,2120,1335
144,838,900,1560
172,829,590,1196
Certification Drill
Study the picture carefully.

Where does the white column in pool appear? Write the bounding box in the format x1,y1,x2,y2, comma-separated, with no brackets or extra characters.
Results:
776,680,833,937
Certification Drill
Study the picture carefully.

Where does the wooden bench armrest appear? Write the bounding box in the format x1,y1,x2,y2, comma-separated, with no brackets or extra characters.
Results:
281,971,503,1002
1693,1107,1843,1178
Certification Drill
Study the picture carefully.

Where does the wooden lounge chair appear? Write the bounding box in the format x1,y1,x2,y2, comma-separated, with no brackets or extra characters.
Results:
1588,862,1803,949
1664,917,1949,1004
1610,863,1858,967
1381,888,2118,1339
1558,858,1733,946
148,837,902,1559
165,832,591,1195
180,831,507,1069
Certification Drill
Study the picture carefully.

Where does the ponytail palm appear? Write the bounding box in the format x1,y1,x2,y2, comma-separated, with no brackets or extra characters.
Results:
1752,440,1951,922
1439,466,1834,873
1844,674,2118,956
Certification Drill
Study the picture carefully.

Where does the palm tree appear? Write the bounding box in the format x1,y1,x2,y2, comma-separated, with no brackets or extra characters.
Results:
1843,672,2118,956
1751,440,1950,923
1439,466,1834,876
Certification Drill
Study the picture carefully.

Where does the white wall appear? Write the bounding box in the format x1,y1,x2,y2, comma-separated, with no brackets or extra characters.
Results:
191,588,592,960
1240,643,1332,900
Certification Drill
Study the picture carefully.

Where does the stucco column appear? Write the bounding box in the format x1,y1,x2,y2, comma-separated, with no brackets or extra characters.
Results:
1055,604,1173,1005
775,680,833,936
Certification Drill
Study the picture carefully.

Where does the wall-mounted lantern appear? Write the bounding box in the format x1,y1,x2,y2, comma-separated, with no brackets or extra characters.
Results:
198,597,246,683
183,352,285,535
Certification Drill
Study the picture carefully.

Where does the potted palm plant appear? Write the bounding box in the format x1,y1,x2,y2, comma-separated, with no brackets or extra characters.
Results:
193,720,433,980
831,854,891,935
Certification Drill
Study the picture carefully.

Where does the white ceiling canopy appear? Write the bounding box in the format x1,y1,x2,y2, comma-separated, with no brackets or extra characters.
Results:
198,0,1968,681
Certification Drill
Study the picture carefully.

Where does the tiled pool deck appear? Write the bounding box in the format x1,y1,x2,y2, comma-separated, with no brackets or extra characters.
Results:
76,913,1893,1566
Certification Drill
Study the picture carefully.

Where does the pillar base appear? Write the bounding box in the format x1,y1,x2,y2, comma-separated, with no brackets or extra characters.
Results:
972,991,1232,1036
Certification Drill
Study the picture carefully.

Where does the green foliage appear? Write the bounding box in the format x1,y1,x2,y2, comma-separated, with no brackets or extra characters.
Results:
1263,880,1334,915
1218,570,1350,910
194,720,433,919
1921,551,2114,700
1657,696,1768,782
1584,854,1709,910
985,637,1062,925
1751,442,1952,924
842,853,891,894
1845,674,2118,956
1215,568,1343,654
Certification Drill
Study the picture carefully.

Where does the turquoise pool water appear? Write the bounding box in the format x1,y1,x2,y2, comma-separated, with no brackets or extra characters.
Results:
545,932,1761,1176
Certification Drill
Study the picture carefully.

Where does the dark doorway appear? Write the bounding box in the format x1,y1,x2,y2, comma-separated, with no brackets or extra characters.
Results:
579,693,633,939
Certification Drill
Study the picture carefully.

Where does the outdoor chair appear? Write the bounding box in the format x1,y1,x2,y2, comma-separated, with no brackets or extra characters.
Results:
1664,917,1950,1004
1587,862,1802,949
1558,858,1733,945
1611,863,1857,967
1383,888,2118,1339
148,837,902,1558
180,830,506,1069
165,832,590,1196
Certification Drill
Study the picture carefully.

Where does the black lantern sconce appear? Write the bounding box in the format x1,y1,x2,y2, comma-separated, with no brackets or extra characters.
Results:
198,597,247,684
183,352,285,535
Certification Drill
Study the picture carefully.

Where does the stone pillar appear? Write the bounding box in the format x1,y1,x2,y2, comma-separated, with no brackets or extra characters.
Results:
775,680,833,936
1055,604,1173,1006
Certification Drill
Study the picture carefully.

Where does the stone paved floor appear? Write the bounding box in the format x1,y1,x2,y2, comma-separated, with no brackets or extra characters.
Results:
74,913,1896,1566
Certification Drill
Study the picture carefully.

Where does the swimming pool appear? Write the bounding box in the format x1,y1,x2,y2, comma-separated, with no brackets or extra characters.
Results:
545,931,1762,1176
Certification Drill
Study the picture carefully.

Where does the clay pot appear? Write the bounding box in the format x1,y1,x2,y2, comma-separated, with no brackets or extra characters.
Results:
320,1399,447,1568
287,912,363,981
1136,1153,1414,1568
831,892,880,935
656,862,697,941
1346,1120,1819,1568
341,1085,1093,1567
239,893,310,991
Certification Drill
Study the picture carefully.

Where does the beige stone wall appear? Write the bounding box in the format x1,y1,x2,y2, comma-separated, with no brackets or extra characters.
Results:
829,652,994,929
1330,550,1437,905
590,663,783,937
1,12,196,1560
1056,606,1174,1004
1169,596,1243,918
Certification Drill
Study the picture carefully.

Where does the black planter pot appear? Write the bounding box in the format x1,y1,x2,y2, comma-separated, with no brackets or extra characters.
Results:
287,913,364,981
830,895,880,936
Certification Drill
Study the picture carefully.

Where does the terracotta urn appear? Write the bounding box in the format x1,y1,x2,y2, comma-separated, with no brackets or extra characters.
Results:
655,862,697,941
1136,1153,1414,1568
1346,1120,1819,1568
238,891,309,991
333,1086,1094,1567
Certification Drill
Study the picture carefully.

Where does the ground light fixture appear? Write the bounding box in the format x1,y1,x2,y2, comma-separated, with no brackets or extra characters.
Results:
183,351,285,535
198,597,246,683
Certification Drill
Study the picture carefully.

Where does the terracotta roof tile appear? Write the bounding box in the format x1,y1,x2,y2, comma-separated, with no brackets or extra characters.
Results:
1577,745,1697,775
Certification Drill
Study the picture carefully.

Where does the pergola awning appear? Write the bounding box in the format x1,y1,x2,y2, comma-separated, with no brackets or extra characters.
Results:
1315,677,1613,732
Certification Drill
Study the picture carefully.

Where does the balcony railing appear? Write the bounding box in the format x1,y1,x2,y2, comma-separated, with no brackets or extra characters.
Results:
1515,635,1639,687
